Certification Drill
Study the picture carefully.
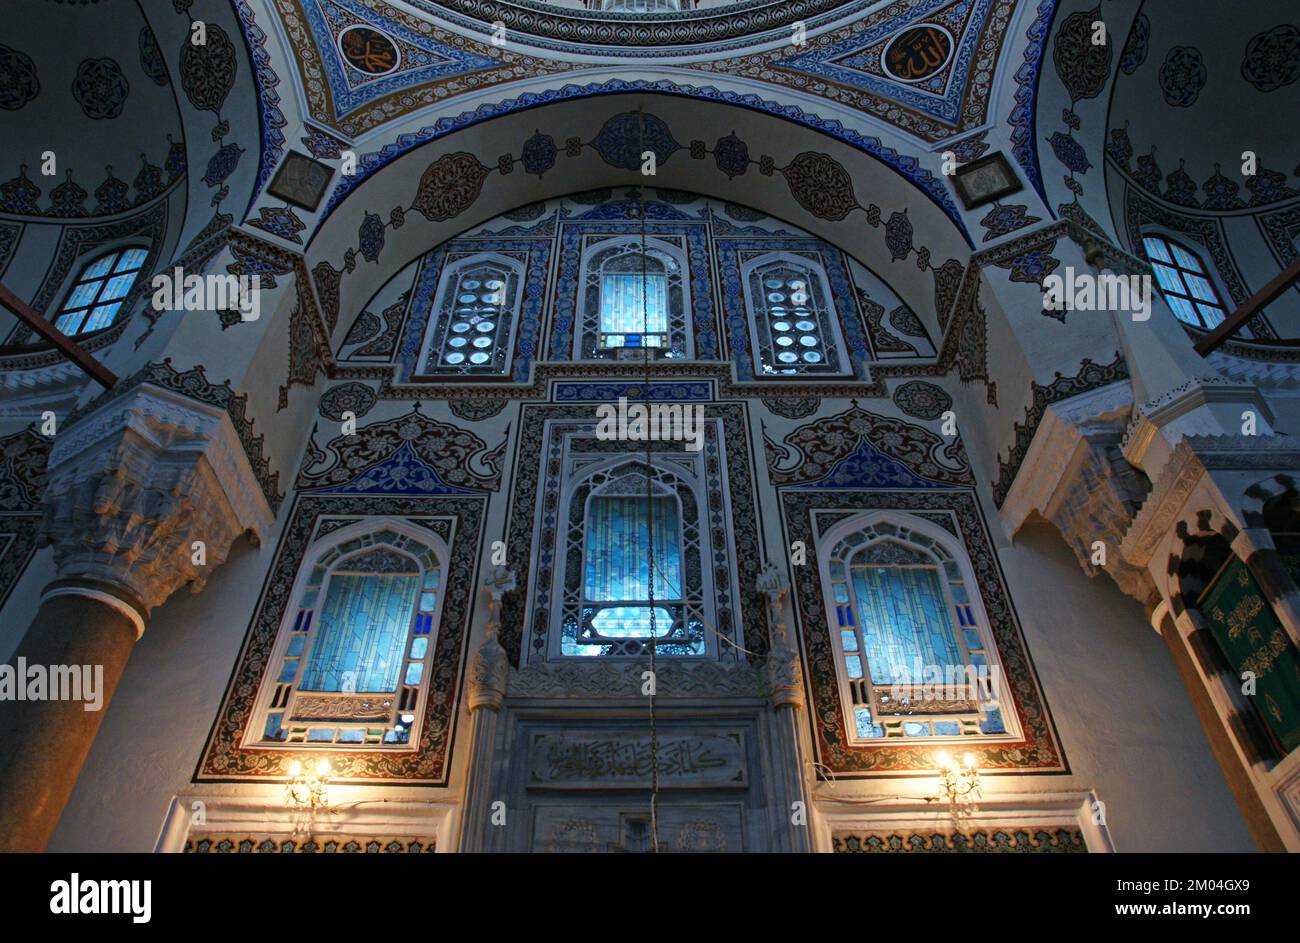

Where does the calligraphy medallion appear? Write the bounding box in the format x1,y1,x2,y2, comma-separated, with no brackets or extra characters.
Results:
338,25,401,77
882,24,954,83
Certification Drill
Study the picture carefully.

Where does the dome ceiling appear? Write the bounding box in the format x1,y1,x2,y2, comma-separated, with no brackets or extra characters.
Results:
0,0,185,218
1106,0,1300,210
405,0,867,53
264,0,1021,148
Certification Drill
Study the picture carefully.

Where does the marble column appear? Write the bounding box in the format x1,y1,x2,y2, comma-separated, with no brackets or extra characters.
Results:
758,562,814,853
0,382,274,851
459,566,516,853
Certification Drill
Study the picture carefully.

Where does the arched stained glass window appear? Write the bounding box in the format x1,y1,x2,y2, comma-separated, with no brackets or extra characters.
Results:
256,525,444,748
54,246,148,335
822,514,1009,742
1141,235,1228,330
578,238,690,360
561,463,705,657
742,252,849,377
418,253,523,376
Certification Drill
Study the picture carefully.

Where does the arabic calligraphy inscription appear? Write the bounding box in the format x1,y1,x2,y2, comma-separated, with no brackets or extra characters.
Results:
883,24,954,83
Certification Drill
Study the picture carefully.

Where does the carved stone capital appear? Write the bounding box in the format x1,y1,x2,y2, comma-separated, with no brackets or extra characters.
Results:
765,646,805,710
37,383,275,616
467,637,509,712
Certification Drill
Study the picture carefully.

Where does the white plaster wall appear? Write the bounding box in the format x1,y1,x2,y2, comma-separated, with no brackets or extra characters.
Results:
994,520,1255,852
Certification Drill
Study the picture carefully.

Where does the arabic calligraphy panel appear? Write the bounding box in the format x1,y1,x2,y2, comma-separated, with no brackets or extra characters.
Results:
526,732,748,789
882,24,954,83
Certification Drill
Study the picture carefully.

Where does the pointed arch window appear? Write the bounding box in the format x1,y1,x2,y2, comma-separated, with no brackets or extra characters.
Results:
253,524,445,748
578,238,690,360
560,462,706,657
741,253,849,376
54,246,148,335
821,514,1013,742
417,253,523,376
1141,235,1228,330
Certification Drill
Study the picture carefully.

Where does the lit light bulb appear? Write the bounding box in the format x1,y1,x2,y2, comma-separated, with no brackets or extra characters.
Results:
288,760,303,777
316,758,331,776
935,750,953,770
963,753,977,769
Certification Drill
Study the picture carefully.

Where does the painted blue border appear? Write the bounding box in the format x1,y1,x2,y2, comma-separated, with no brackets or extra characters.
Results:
315,80,972,244
715,237,871,382
231,0,288,203
1007,0,1058,202
777,0,992,125
302,0,498,120
396,237,551,384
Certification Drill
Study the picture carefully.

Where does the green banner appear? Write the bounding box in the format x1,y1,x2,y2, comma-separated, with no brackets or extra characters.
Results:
1201,558,1300,756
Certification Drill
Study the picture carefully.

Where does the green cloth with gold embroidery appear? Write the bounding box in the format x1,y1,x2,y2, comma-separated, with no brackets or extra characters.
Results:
1201,558,1300,754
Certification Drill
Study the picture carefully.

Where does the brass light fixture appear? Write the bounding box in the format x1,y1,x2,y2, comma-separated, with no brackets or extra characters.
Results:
935,751,981,818
285,758,331,812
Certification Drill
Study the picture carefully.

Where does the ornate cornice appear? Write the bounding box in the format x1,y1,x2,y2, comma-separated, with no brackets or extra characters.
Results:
38,383,277,614
507,659,764,699
996,377,1134,532
404,0,863,54
65,359,282,514
993,353,1131,508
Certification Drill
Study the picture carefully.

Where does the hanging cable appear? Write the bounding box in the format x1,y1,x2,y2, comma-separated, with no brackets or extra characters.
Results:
635,108,661,854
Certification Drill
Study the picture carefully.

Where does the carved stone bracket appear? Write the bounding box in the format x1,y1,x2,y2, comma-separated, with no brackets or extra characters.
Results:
467,566,516,713
37,383,276,618
758,561,805,709
998,380,1158,609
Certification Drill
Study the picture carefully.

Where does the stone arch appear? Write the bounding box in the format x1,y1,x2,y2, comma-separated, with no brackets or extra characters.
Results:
303,91,973,349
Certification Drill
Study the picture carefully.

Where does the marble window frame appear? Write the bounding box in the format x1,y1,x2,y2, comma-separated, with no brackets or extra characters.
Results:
739,250,852,378
412,250,527,379
817,510,1021,746
551,451,714,660
242,517,449,754
573,235,694,361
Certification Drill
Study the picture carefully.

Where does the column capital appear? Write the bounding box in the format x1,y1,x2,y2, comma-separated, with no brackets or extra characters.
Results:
37,382,275,617
467,566,517,712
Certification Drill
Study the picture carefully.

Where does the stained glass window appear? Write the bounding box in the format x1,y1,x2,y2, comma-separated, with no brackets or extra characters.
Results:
418,254,522,376
258,527,443,748
600,272,668,349
584,494,682,601
825,517,1008,741
1141,235,1228,330
849,554,962,685
54,246,148,335
560,464,706,657
299,552,420,693
744,254,847,376
579,239,689,359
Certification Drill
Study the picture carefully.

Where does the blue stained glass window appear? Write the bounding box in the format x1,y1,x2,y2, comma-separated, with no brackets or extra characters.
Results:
1141,235,1228,330
854,708,885,739
600,272,667,348
849,560,963,685
299,561,420,693
979,706,1006,734
583,495,681,602
52,246,148,336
